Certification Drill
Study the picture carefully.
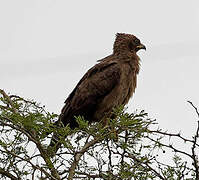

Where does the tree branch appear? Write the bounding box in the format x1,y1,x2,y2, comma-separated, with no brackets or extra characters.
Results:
67,137,101,180
0,167,19,180
150,130,199,147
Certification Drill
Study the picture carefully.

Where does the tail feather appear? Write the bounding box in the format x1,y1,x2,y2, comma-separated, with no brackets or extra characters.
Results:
48,133,62,157
47,104,79,157
47,121,64,157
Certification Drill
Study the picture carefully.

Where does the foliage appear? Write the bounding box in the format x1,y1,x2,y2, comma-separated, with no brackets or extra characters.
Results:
0,89,198,180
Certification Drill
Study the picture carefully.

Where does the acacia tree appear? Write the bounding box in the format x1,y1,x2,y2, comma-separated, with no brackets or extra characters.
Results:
0,89,198,180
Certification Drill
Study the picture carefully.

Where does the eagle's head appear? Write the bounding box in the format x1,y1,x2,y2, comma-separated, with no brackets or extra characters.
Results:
113,33,146,55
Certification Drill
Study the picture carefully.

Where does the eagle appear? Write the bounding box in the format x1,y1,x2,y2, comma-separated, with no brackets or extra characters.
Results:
49,33,146,153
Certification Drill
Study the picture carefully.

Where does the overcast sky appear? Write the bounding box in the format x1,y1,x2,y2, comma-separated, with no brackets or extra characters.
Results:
1,0,199,141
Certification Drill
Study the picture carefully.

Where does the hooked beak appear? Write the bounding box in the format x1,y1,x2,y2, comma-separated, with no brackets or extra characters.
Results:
136,43,146,51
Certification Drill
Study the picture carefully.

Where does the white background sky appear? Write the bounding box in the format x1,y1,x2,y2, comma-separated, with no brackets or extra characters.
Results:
1,0,199,142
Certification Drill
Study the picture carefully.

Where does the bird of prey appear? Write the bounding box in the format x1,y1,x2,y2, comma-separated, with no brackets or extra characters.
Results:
49,33,146,153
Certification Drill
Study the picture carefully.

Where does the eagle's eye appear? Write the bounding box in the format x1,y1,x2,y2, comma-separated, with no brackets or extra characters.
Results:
134,39,140,44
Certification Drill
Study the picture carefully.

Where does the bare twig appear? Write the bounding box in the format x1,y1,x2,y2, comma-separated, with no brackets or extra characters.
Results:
107,140,113,172
188,101,199,119
148,136,193,159
0,167,19,180
67,137,101,180
150,130,199,147
187,101,199,179
126,153,166,180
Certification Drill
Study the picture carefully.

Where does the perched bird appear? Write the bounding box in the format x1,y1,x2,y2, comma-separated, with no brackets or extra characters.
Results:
49,33,146,154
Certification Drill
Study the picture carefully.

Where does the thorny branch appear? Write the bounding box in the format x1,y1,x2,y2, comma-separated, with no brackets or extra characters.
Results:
187,101,199,179
150,130,199,148
67,137,101,180
147,136,193,158
0,167,19,180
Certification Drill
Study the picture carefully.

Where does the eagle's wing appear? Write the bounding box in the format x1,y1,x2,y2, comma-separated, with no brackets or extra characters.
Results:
59,60,121,128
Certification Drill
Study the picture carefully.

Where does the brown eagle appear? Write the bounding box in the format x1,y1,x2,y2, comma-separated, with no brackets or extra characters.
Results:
49,33,146,153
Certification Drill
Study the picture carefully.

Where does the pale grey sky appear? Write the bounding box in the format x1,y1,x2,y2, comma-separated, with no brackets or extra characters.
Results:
1,0,199,141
